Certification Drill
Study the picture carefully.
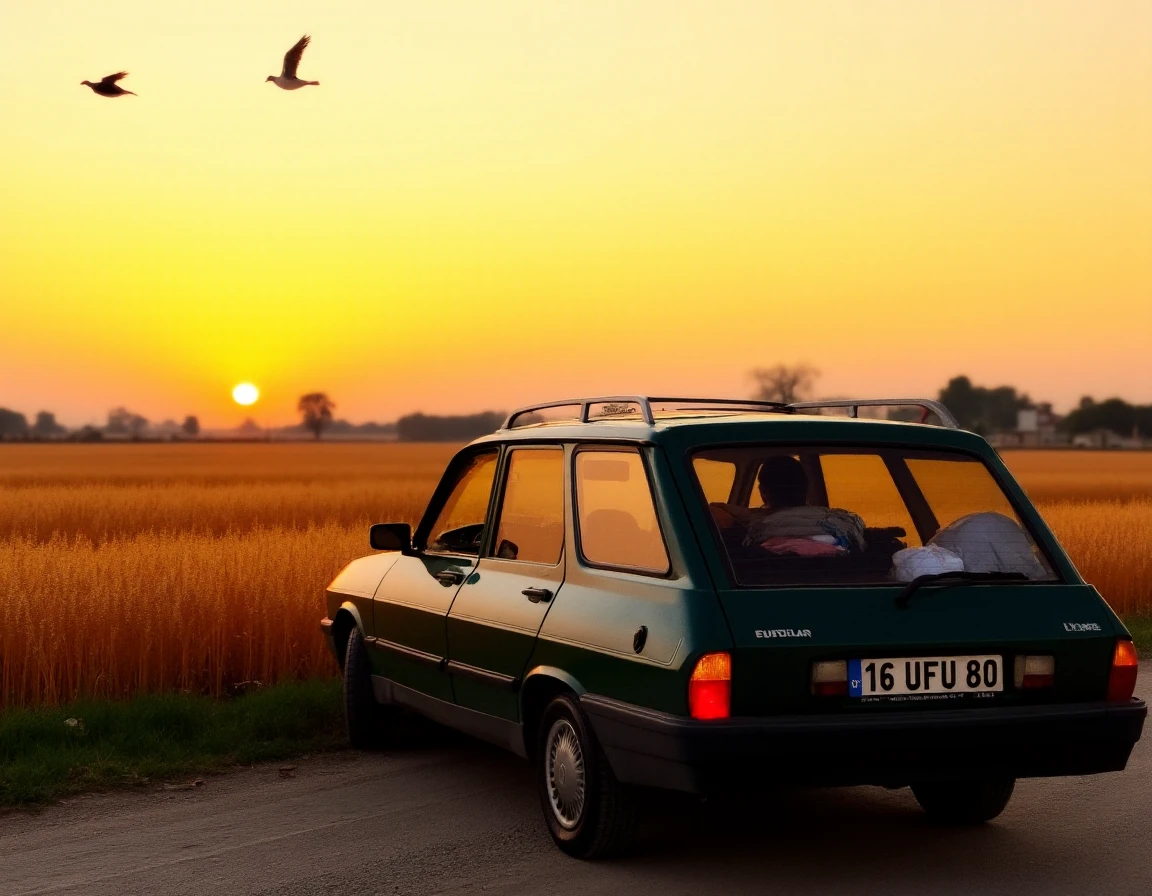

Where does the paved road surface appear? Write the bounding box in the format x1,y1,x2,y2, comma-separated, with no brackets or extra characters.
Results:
2,677,1149,896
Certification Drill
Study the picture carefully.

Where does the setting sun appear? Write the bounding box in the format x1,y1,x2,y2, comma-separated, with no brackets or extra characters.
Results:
232,383,259,406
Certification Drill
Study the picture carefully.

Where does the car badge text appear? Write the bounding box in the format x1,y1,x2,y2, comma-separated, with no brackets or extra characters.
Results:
755,628,812,639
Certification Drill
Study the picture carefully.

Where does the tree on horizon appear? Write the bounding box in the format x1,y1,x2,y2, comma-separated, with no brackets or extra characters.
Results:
751,364,820,404
298,393,336,440
32,411,66,438
0,408,29,440
938,376,1029,434
1062,396,1152,438
106,407,149,440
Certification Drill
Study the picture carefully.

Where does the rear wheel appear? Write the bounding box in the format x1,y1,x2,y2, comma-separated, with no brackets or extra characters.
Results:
911,778,1016,824
536,694,638,859
343,627,387,749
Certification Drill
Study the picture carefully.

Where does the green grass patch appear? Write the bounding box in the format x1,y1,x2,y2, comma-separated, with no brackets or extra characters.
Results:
0,678,344,807
1121,616,1152,653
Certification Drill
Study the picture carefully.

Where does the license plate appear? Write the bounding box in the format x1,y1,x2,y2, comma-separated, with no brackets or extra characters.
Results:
848,655,1003,697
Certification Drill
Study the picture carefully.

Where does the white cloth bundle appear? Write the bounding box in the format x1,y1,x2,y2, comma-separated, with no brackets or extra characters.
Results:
892,544,966,581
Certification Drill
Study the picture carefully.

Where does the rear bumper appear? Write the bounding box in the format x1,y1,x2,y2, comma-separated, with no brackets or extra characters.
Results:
581,695,1147,795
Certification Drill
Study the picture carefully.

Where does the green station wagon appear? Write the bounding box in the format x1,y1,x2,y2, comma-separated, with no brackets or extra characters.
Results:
320,396,1146,858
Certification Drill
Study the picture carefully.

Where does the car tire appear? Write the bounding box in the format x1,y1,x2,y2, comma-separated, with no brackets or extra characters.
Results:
536,694,638,859
911,778,1016,824
343,627,385,749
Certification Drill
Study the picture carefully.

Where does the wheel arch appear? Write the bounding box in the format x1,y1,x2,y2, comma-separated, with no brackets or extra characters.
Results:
520,666,586,758
330,601,366,670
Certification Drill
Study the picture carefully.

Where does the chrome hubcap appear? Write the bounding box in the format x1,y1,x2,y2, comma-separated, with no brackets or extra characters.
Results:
546,719,586,830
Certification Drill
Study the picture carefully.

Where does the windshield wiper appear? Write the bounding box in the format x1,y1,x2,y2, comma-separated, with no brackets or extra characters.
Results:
895,571,1029,609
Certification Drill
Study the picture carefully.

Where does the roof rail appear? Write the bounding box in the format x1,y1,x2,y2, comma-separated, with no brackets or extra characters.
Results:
787,398,959,429
501,396,792,429
500,395,960,430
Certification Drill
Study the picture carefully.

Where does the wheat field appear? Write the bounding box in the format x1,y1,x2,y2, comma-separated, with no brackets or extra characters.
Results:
0,444,1148,708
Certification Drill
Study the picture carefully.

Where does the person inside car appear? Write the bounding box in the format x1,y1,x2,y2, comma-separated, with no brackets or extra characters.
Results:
711,456,865,554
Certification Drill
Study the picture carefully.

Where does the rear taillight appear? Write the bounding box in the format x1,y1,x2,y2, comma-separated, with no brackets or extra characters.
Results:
1014,655,1055,689
811,660,848,696
689,652,731,720
1107,640,1139,703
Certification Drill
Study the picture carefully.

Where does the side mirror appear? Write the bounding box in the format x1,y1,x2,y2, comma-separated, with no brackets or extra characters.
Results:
370,522,413,553
495,539,519,560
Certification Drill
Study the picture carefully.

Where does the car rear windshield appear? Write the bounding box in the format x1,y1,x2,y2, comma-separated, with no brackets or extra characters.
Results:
691,446,1059,587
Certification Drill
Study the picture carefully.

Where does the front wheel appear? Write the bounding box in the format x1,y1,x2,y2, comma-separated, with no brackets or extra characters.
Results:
911,778,1016,824
343,627,387,749
536,694,638,859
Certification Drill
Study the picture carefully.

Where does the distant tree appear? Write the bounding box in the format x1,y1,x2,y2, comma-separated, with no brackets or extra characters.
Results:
106,407,149,440
0,408,29,440
237,418,264,438
182,415,200,437
396,412,505,442
298,393,336,440
354,421,398,437
1062,397,1152,439
751,364,820,404
70,425,104,442
938,376,1030,434
937,376,980,429
32,411,66,438
105,408,128,435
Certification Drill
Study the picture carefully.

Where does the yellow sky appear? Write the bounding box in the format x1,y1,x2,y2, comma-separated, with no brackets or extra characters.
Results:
2,1,1150,427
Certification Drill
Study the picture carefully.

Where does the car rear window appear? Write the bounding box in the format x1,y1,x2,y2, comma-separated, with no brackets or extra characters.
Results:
691,446,1058,587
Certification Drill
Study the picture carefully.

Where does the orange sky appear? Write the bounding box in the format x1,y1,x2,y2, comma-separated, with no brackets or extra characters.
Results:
2,1,1150,427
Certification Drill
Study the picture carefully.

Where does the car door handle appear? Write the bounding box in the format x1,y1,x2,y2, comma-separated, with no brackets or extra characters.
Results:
522,587,553,603
436,569,465,587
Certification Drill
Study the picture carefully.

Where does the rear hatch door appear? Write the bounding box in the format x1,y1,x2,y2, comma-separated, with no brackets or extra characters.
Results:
717,582,1120,715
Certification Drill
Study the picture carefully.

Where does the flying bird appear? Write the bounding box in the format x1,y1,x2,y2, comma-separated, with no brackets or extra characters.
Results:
266,35,319,90
81,72,136,97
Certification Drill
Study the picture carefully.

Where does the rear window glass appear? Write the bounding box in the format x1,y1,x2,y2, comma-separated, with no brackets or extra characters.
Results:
694,458,736,505
822,455,921,547
692,447,1057,587
906,458,1018,529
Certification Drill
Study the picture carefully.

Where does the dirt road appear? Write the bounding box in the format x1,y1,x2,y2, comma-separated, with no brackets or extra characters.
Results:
2,686,1149,896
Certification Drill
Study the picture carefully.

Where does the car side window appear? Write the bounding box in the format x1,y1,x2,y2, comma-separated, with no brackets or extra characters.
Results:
575,449,669,574
425,451,499,555
490,448,564,564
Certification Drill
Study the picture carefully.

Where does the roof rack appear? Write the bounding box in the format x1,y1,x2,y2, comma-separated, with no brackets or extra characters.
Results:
501,396,791,429
787,398,959,429
500,395,959,430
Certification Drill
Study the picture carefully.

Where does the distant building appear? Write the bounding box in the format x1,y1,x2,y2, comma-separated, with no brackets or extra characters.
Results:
989,403,1070,448
1071,428,1145,450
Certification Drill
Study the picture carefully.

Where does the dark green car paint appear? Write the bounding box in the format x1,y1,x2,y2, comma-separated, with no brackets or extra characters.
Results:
368,554,463,703
322,413,1142,785
448,553,564,719
718,584,1120,714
